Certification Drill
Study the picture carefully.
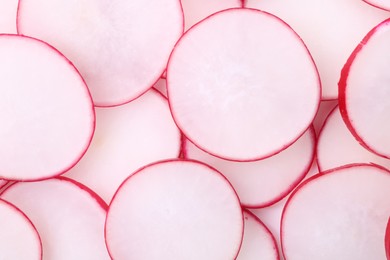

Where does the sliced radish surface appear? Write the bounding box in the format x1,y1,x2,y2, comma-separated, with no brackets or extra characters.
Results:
339,18,390,159
281,164,390,260
245,0,390,100
153,78,167,97
317,106,390,171
363,0,390,11
313,100,338,134
0,0,18,33
17,0,183,106
183,127,315,208
105,160,243,260
0,35,94,181
1,178,110,260
167,8,320,161
65,90,181,203
0,199,41,259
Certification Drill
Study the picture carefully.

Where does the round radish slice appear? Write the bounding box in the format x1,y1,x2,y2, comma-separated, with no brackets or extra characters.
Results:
0,0,18,33
17,0,183,106
64,90,181,203
105,160,243,260
167,8,320,161
363,0,390,11
1,177,110,260
183,127,315,208
317,106,390,171
0,199,41,259
0,35,94,181
281,164,390,260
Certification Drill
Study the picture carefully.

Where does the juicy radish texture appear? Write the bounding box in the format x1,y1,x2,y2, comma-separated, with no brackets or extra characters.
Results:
312,100,338,134
317,106,390,171
281,164,390,260
245,0,390,100
339,18,390,159
0,199,42,260
64,90,181,203
167,8,320,161
0,0,18,33
17,0,183,106
105,160,243,260
363,0,390,11
1,178,110,260
0,35,94,181
183,127,315,208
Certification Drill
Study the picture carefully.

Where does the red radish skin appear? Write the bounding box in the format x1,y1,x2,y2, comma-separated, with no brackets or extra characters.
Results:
312,100,338,134
363,0,390,11
386,218,390,260
0,0,18,33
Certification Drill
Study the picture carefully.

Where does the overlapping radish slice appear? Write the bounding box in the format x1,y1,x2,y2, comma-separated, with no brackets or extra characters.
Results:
0,0,18,33
17,0,183,106
0,199,42,259
0,35,94,181
105,160,243,260
281,164,390,260
183,127,315,208
363,0,390,11
64,90,181,203
167,8,320,161
245,0,390,100
313,100,338,134
339,18,390,159
1,178,110,260
153,78,167,97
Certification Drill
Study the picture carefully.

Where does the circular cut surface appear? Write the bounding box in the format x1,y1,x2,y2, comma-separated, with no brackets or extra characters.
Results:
282,164,390,260
363,0,390,11
106,160,243,260
167,8,320,161
18,0,183,106
0,35,94,181
0,0,18,33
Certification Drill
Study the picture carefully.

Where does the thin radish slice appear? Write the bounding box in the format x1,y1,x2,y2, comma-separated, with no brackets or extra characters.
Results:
64,90,181,203
105,160,243,260
317,106,390,171
363,0,390,11
339,18,390,159
0,180,7,189
281,164,390,260
1,177,110,260
17,0,183,106
0,199,42,259
167,8,320,161
245,0,390,100
153,78,167,97
313,100,338,134
0,0,18,33
386,218,390,259
183,127,315,208
0,35,94,181
237,210,279,260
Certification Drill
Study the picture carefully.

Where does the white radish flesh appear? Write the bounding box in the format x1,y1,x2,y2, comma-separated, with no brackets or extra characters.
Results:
0,0,18,33
363,0,390,11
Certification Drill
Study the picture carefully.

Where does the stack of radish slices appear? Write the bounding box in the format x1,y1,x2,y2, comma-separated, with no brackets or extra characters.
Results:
0,0,390,259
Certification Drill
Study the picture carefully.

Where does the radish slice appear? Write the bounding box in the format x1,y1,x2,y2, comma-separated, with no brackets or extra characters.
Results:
0,199,42,259
17,0,183,106
245,0,390,100
1,177,110,260
183,127,315,208
313,100,338,134
153,78,167,97
0,180,7,189
0,35,94,181
167,8,320,161
281,164,390,260
105,160,243,260
339,18,390,159
237,210,279,260
386,218,390,260
65,90,181,203
0,0,18,33
363,0,390,11
317,106,390,171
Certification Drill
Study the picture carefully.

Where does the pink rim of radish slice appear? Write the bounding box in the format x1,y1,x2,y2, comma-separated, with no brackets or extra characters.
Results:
339,18,390,159
363,0,390,11
64,89,181,203
317,106,390,172
1,177,110,260
105,160,244,260
281,164,390,260
0,34,94,181
236,210,279,260
183,126,316,208
245,0,390,100
17,0,184,107
0,0,18,33
167,8,320,161
386,218,390,260
0,199,42,260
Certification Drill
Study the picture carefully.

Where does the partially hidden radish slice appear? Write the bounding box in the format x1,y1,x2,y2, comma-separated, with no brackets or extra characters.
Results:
183,127,315,208
17,0,183,106
281,164,390,260
0,199,42,259
313,100,338,134
0,0,18,33
339,18,390,159
153,78,167,97
64,90,181,203
105,160,243,260
1,177,110,260
0,35,94,181
167,8,320,161
363,0,390,11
